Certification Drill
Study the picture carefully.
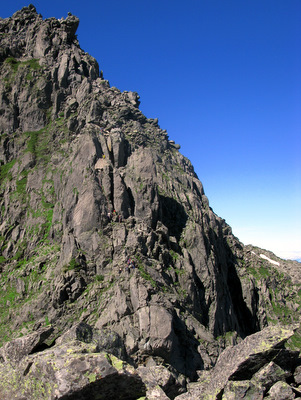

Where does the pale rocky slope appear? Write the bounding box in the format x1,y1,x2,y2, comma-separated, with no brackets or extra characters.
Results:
0,5,300,399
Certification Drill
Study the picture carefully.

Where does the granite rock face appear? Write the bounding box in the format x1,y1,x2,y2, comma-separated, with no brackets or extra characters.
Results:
0,5,300,399
0,324,299,400
0,325,147,400
175,325,300,399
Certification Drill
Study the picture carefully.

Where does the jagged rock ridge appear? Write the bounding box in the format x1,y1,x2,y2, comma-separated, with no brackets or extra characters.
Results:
0,5,300,399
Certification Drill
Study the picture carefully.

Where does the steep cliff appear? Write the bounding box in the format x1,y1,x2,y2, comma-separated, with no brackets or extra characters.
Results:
0,6,300,399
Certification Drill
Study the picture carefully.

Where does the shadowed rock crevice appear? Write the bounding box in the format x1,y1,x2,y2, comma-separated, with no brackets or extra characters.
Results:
28,341,54,355
191,268,209,327
109,165,114,208
158,195,188,242
126,186,135,216
227,260,260,337
59,374,146,400
172,315,205,379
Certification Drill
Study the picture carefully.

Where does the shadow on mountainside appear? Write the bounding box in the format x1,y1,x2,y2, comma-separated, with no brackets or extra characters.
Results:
159,195,188,242
202,222,261,339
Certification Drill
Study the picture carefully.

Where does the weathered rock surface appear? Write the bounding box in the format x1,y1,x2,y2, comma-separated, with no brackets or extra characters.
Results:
0,327,146,400
0,5,300,400
175,325,300,399
266,381,296,400
0,323,299,400
0,325,53,365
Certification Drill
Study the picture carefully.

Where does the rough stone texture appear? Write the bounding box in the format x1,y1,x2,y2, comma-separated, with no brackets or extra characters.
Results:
0,326,53,365
175,325,299,400
266,381,296,400
0,323,298,399
0,5,301,400
137,363,185,399
0,338,146,399
294,365,301,386
222,380,264,400
250,361,291,393
56,322,127,360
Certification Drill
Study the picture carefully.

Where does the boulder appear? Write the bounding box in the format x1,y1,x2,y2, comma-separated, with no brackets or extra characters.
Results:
294,365,301,385
175,325,297,400
56,322,127,360
250,361,291,393
137,364,184,399
0,326,53,365
266,381,295,400
0,331,146,400
222,380,264,400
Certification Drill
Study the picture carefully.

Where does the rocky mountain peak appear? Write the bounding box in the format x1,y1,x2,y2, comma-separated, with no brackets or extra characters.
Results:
0,5,80,61
0,6,300,399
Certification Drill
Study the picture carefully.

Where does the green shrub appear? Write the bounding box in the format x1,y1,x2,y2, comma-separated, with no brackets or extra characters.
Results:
26,131,39,154
63,258,81,272
15,171,29,203
25,126,52,163
136,257,157,288
4,57,20,72
0,160,16,185
23,58,41,70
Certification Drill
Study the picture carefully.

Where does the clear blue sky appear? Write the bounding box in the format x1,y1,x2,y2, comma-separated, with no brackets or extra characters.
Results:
2,1,301,260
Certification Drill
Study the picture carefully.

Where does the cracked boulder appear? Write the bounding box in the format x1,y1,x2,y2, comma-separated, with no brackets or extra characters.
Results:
0,327,146,400
175,325,299,400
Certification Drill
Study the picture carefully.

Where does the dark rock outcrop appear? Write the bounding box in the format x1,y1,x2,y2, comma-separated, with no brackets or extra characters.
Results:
175,325,300,399
0,5,300,399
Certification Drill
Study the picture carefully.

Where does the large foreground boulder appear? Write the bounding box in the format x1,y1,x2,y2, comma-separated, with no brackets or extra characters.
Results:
0,326,53,365
0,323,187,399
0,326,146,400
0,323,300,399
175,325,300,400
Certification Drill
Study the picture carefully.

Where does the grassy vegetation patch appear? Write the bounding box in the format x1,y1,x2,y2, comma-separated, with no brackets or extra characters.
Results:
247,265,270,280
63,258,81,272
0,243,58,346
287,331,301,351
14,170,29,203
0,159,16,186
169,249,179,263
25,128,52,163
270,300,292,322
4,57,20,72
136,255,157,288
24,111,71,164
16,175,27,194
0,277,19,345
23,58,41,70
23,59,41,81
4,57,42,89
257,266,270,279
0,255,6,264
26,130,39,154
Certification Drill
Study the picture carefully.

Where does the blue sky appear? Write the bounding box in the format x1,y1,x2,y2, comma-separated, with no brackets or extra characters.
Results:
2,1,301,260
